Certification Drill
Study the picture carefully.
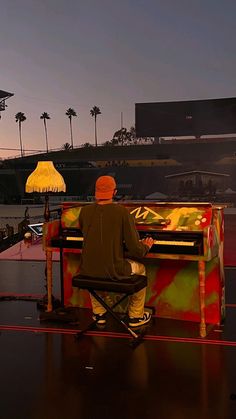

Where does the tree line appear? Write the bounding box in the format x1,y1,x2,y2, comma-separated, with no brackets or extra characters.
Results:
15,106,101,157
14,106,154,158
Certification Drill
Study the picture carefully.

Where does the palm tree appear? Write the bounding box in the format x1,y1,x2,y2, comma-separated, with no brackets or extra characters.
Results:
65,108,77,149
90,106,101,147
40,112,50,153
15,112,26,157
62,142,72,150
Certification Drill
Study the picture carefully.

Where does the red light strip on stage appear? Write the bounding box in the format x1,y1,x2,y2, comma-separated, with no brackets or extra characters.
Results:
0,293,44,298
1,324,236,347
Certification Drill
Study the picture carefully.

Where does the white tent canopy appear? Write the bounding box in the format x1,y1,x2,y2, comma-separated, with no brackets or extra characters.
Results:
225,188,236,194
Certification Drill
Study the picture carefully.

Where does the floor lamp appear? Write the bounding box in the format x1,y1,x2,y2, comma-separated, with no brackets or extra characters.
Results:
25,161,66,310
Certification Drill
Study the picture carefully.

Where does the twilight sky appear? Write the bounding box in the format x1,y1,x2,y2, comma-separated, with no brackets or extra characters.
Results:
0,0,236,158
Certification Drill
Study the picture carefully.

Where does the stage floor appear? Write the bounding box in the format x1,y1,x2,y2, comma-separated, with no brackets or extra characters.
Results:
1,260,236,418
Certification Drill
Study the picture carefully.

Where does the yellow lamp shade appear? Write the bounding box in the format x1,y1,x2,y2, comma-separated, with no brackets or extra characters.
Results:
25,161,66,193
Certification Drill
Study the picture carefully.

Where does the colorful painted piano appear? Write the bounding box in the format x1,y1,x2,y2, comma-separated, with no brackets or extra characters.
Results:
43,202,225,337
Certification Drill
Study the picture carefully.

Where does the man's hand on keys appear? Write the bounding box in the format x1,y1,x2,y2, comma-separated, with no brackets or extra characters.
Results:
142,237,154,249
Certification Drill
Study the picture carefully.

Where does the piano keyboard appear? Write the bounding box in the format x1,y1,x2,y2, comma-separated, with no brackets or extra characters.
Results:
65,236,195,247
153,240,195,247
65,236,83,241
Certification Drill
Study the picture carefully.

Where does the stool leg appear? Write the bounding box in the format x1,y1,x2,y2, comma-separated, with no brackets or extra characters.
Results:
110,293,130,310
75,293,132,341
90,290,139,339
75,318,99,340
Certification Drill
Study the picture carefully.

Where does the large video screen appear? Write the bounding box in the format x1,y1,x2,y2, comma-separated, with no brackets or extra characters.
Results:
135,97,236,137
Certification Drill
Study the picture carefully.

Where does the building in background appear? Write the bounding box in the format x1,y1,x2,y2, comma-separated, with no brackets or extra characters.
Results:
0,89,14,118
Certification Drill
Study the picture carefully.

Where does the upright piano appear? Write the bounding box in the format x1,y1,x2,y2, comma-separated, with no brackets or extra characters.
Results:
44,202,225,337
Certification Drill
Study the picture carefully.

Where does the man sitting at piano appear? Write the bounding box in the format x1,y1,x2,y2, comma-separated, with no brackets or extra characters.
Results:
79,175,154,327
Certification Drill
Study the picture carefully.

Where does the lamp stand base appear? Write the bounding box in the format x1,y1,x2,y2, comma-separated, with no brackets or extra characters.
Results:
39,307,79,323
36,294,61,312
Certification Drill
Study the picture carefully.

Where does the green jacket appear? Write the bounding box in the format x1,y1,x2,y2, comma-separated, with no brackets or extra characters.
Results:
79,202,149,279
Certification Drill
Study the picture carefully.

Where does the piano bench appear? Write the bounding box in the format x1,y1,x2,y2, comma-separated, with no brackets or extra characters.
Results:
72,274,149,347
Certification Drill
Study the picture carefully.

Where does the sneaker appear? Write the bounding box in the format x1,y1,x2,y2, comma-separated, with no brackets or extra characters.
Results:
92,313,107,325
128,312,151,327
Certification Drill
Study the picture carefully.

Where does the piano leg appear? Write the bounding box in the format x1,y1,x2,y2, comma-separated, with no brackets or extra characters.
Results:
46,250,53,312
198,260,206,338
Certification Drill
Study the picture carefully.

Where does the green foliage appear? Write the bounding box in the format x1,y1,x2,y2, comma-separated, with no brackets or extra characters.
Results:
62,142,72,150
15,112,26,123
66,108,77,119
90,106,101,119
40,112,50,120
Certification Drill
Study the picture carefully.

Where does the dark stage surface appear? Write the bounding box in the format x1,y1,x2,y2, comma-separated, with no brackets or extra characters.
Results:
1,261,236,419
